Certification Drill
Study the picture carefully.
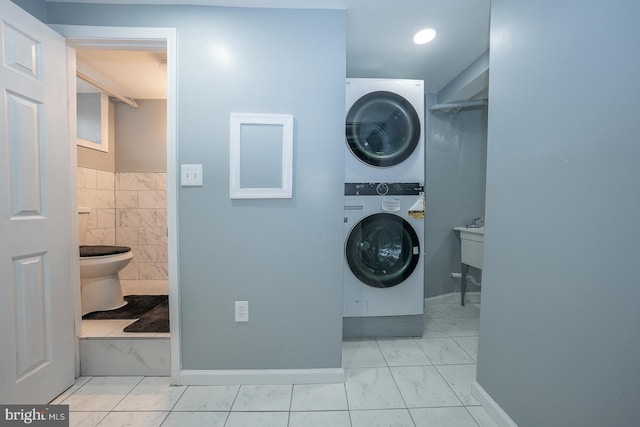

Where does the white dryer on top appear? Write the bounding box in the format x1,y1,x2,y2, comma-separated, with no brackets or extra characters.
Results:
345,78,425,183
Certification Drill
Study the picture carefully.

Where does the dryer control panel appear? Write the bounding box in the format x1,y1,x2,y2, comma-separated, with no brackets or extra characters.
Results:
345,182,424,196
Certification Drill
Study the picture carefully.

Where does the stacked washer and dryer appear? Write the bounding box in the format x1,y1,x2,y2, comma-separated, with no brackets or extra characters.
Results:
343,78,426,338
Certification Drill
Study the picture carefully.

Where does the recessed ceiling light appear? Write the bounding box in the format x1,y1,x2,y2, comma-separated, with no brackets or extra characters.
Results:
413,28,437,45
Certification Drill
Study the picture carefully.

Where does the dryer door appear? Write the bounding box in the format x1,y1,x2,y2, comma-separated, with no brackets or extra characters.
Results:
346,91,421,167
346,213,420,288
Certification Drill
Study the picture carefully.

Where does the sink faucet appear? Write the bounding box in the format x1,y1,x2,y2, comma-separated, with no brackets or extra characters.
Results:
466,217,484,228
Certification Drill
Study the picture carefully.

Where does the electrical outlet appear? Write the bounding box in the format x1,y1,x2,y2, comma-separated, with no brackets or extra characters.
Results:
235,301,249,322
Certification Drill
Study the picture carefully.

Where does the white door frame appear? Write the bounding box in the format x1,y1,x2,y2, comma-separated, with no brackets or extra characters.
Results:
51,24,180,383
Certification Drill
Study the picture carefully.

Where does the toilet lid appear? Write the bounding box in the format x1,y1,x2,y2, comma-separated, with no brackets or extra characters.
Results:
79,245,131,257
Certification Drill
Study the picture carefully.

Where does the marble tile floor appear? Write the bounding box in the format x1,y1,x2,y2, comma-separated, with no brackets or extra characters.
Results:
53,293,497,427
80,319,170,338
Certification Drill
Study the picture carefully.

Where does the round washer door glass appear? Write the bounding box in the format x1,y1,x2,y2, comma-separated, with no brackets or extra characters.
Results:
346,213,420,288
346,91,421,167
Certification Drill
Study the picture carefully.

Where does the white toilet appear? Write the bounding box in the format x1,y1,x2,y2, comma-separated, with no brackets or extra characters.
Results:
78,207,133,315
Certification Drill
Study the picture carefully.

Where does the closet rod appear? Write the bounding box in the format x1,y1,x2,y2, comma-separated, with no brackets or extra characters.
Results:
430,99,487,112
76,71,138,108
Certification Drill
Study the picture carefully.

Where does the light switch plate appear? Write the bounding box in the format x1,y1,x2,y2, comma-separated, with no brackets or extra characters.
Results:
181,164,203,186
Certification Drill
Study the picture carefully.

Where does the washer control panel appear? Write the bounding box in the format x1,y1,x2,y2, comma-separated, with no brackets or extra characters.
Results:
376,183,389,195
345,182,424,196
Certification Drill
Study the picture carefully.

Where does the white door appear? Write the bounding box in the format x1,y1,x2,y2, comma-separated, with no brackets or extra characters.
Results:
0,1,76,403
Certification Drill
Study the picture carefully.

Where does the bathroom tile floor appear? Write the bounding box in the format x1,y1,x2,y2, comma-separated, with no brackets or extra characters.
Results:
80,319,170,338
53,293,497,427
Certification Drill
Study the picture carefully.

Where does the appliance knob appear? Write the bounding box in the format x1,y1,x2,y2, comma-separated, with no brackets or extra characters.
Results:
376,183,389,195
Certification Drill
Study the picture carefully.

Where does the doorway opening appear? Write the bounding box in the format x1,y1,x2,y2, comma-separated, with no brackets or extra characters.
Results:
54,25,179,381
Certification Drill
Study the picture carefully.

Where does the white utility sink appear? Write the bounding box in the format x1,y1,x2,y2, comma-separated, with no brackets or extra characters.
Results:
454,227,484,305
454,227,484,269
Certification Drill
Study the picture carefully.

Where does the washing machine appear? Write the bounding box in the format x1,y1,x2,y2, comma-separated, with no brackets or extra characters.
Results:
345,78,425,183
343,182,425,338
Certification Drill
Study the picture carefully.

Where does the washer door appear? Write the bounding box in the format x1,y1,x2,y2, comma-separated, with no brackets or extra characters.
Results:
346,213,420,288
346,91,421,167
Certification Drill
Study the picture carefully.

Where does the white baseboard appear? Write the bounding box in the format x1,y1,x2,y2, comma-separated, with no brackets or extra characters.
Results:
424,291,481,305
471,381,518,427
178,368,344,386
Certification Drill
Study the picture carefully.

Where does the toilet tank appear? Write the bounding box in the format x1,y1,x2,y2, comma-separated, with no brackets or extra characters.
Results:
78,207,91,245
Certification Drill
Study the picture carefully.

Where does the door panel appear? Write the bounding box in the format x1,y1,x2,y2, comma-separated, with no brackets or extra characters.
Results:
345,91,421,167
0,1,75,404
7,91,42,215
3,22,39,78
13,253,48,380
345,213,420,288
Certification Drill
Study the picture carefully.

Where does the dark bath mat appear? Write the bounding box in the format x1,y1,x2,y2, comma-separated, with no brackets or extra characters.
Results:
124,299,169,333
82,295,167,320
82,295,169,333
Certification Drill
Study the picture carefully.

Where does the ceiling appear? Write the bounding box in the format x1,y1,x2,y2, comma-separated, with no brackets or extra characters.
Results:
76,49,168,99
64,0,490,100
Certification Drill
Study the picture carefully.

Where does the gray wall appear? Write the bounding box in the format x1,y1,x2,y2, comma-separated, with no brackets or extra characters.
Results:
115,100,166,173
11,0,47,22
424,94,487,297
478,1,640,425
77,93,102,143
48,4,346,371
